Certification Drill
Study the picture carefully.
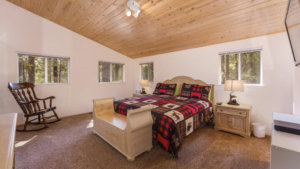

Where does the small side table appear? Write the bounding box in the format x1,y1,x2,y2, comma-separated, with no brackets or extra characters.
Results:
214,103,252,137
271,112,300,169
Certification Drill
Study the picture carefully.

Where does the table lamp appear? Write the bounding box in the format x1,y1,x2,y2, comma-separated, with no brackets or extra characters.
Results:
224,80,244,105
140,80,149,94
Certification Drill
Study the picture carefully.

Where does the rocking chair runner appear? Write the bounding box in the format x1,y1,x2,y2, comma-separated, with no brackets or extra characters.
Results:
8,82,60,131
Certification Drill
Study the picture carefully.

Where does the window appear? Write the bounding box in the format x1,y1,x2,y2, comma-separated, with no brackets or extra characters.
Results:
140,63,153,82
221,50,261,84
18,54,69,84
99,61,124,83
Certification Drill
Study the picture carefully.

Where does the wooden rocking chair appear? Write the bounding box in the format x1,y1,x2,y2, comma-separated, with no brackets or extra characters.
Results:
8,82,60,132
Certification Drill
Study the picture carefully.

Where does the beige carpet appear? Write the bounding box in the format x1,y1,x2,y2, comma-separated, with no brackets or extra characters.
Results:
15,113,270,169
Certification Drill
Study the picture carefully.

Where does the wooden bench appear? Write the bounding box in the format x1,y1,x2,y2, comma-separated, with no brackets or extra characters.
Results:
93,98,154,161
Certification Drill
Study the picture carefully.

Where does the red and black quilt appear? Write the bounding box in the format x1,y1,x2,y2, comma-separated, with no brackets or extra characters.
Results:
114,94,213,157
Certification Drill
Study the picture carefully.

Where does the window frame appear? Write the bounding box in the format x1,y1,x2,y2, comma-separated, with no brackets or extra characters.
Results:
219,48,263,86
139,62,154,82
98,61,125,84
17,53,70,85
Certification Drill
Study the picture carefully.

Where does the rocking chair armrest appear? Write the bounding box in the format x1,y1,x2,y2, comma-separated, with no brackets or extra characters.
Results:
19,100,38,105
36,96,55,101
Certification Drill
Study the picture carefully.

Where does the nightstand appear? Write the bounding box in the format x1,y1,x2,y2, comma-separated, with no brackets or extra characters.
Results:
214,103,252,137
132,93,151,97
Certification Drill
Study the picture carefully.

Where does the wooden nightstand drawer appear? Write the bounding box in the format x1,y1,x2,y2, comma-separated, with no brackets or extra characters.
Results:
218,108,247,117
215,103,251,137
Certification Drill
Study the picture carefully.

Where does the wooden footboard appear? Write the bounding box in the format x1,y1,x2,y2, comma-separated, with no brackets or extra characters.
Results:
93,98,154,161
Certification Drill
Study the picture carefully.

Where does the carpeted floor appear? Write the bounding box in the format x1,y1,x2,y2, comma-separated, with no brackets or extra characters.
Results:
15,113,270,169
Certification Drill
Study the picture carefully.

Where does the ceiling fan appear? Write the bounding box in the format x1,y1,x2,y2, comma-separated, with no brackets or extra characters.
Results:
126,0,141,18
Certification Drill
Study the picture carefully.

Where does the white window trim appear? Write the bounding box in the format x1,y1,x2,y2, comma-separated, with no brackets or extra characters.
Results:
98,61,125,84
139,62,154,82
219,48,263,86
17,52,70,85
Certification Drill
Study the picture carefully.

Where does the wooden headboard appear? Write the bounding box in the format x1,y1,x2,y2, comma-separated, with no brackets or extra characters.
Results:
163,76,215,108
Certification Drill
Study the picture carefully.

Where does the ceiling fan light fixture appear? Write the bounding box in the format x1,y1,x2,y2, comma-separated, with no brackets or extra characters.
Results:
126,0,140,18
133,9,141,18
126,8,132,17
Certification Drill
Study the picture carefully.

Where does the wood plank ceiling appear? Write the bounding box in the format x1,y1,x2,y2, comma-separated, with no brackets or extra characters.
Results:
286,0,300,28
7,0,289,58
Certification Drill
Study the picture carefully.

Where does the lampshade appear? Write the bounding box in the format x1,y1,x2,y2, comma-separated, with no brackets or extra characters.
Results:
140,80,149,87
224,80,244,92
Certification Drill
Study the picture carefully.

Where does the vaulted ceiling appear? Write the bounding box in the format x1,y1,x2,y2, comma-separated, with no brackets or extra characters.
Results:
7,0,288,58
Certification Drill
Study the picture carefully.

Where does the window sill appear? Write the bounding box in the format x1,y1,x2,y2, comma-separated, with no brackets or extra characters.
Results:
34,83,70,86
216,84,265,87
98,81,125,85
244,84,265,87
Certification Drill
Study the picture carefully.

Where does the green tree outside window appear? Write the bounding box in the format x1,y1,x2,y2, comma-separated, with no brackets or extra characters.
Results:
221,51,261,84
18,54,69,84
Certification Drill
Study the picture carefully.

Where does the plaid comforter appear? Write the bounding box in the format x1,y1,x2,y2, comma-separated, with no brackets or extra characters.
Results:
114,95,212,156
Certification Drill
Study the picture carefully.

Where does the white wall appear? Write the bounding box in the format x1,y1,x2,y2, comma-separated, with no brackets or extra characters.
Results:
294,67,300,115
0,0,135,124
291,24,300,115
134,32,295,135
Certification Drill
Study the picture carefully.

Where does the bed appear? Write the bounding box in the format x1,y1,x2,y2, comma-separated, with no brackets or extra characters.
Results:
114,76,214,157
